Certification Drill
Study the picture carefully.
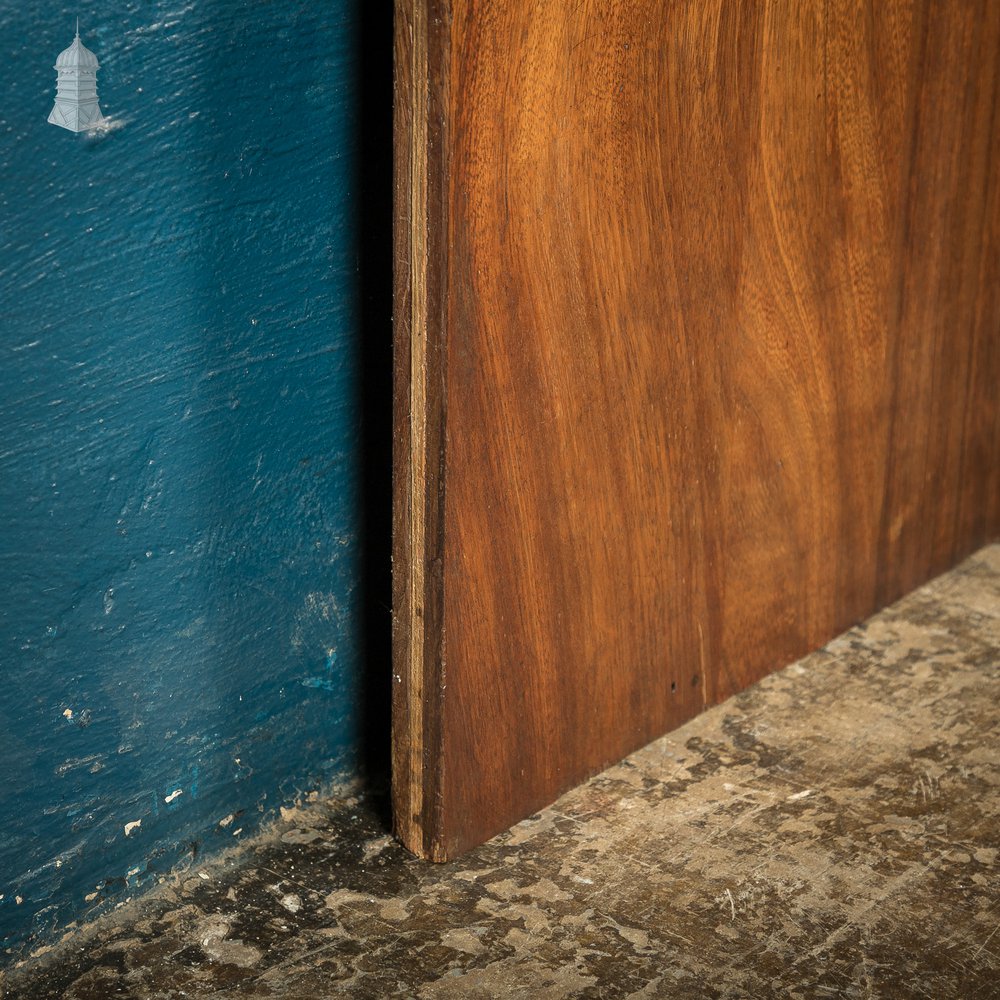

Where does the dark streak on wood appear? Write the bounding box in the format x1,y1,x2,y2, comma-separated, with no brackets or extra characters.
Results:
392,0,452,860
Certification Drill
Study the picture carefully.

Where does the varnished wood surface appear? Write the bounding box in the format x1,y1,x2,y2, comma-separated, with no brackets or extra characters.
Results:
394,0,1000,859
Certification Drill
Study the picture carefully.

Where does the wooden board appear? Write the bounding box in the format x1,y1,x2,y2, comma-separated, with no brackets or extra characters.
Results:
393,0,1000,860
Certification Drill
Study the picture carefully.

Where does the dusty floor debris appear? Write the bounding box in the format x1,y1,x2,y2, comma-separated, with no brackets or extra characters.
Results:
4,546,999,998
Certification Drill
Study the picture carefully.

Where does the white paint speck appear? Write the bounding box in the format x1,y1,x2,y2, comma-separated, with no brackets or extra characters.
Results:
15,896,23,905
232,828,243,836
198,871,210,881
787,789,813,801
219,813,235,827
164,788,183,804
124,819,142,837
62,708,73,720
279,893,302,914
85,892,98,902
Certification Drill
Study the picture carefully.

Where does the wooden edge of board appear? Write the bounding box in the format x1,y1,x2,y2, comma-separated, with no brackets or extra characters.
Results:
392,0,449,862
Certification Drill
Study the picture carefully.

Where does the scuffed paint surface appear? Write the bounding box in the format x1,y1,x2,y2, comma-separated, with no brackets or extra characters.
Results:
0,1,363,958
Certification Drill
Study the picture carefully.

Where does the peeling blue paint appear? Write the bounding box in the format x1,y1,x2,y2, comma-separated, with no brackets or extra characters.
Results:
0,1,365,958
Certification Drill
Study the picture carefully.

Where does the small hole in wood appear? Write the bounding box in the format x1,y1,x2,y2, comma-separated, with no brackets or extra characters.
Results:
691,674,699,687
670,681,677,693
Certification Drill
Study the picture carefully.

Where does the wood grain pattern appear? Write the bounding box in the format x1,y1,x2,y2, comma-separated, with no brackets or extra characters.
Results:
394,0,1000,860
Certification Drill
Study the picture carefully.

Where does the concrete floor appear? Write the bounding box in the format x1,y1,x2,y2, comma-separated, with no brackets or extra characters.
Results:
4,546,999,999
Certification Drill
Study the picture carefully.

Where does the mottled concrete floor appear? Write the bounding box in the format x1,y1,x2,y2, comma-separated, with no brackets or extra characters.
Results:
4,546,1000,999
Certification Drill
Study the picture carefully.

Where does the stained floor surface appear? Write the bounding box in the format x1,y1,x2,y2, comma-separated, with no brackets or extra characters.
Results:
5,546,999,999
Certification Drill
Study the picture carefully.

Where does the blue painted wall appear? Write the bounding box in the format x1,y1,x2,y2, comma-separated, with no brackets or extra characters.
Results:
0,1,372,957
